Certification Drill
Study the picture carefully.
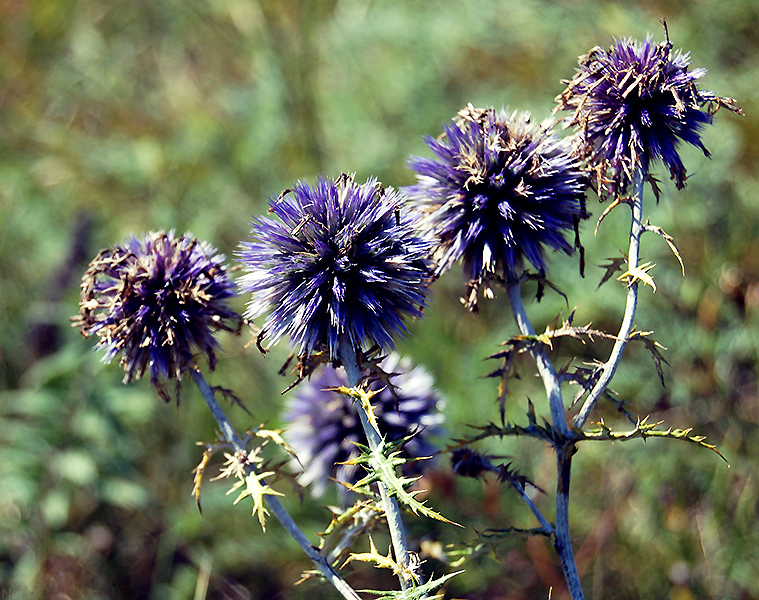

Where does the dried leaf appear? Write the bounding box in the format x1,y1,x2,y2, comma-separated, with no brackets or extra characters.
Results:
598,257,627,288
618,261,657,291
645,221,685,275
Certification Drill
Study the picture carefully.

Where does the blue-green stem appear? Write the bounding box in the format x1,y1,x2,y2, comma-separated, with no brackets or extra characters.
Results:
573,168,646,429
191,367,362,600
506,282,569,438
339,341,414,591
496,466,554,535
506,282,584,600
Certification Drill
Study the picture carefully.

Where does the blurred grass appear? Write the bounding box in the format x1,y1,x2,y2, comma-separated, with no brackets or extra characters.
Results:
1,0,758,598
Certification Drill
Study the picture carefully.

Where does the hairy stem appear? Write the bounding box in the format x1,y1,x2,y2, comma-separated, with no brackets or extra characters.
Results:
339,342,415,590
573,168,646,429
191,367,362,600
506,282,584,599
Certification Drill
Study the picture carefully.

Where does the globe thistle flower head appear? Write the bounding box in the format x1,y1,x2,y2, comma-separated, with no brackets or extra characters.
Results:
75,231,241,400
406,106,587,311
239,174,432,363
284,354,444,497
555,28,741,198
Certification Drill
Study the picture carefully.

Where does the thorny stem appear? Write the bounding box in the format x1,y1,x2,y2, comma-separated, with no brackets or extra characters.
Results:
500,470,554,535
191,367,362,600
506,283,570,438
506,282,584,600
573,168,646,429
339,341,415,592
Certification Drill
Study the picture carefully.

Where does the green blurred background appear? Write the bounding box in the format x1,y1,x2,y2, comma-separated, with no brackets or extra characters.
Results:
1,0,757,598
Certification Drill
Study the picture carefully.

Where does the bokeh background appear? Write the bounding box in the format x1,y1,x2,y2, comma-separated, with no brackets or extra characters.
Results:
1,0,757,598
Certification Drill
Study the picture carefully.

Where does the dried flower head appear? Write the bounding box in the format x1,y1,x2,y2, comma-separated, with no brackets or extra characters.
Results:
284,353,444,497
406,106,587,310
555,26,741,198
75,231,241,400
450,447,498,480
238,174,432,363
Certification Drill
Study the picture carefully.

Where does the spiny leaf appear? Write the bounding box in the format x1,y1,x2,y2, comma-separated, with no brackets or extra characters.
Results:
332,384,384,430
362,358,406,409
563,363,602,407
212,385,252,416
645,173,663,204
192,442,226,515
484,347,519,425
526,398,537,426
628,328,670,385
212,447,263,483
598,256,627,288
446,419,557,448
645,221,685,275
486,337,531,422
498,461,546,495
594,196,627,234
601,390,638,425
229,469,285,531
618,261,657,291
332,386,460,525
539,316,617,349
254,427,303,467
524,271,568,305
360,570,463,600
348,437,461,527
317,500,382,567
342,537,419,583
211,447,283,532
579,416,728,464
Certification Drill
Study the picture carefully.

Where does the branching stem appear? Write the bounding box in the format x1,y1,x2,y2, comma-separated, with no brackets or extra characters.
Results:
505,283,584,600
574,168,646,429
191,367,362,600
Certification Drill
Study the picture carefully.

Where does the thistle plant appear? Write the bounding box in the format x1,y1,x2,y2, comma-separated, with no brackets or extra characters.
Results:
74,21,741,600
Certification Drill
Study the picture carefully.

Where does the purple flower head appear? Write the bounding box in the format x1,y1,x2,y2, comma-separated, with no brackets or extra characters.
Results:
556,31,740,198
406,106,587,310
238,174,432,362
74,231,241,400
284,353,444,497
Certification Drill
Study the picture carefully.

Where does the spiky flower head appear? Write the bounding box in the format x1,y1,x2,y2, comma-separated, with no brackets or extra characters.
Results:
74,231,241,401
284,353,444,497
555,28,741,198
406,106,587,310
450,447,498,480
238,174,432,363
